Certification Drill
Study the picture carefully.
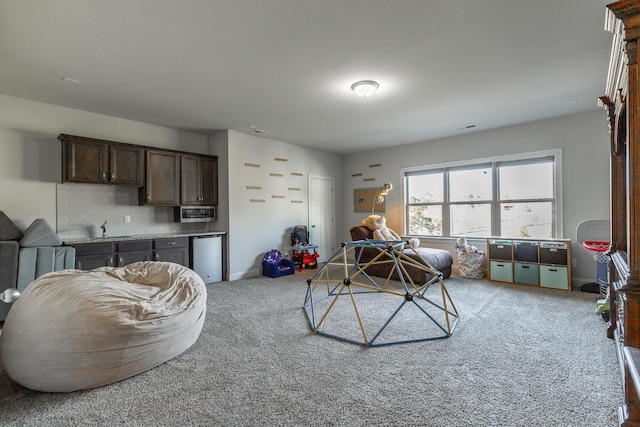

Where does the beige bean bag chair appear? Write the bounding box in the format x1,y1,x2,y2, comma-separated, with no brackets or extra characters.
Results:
0,261,206,392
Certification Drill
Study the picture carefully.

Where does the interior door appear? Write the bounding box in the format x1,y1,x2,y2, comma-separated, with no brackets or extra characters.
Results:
309,176,335,263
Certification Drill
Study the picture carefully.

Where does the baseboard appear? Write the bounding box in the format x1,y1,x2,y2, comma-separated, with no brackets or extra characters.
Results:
229,268,261,281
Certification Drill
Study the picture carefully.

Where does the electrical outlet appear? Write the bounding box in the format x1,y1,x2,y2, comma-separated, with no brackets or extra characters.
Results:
124,215,131,224
571,258,577,268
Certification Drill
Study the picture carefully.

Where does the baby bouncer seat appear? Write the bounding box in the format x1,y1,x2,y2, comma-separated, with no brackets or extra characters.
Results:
290,225,319,271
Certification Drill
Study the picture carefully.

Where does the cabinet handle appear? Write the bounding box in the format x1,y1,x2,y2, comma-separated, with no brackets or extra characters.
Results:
153,252,160,261
102,172,107,182
118,256,124,266
111,173,116,181
107,257,114,267
167,241,177,246
147,195,151,201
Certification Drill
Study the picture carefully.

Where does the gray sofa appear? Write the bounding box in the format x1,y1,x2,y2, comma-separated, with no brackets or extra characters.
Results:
0,212,75,321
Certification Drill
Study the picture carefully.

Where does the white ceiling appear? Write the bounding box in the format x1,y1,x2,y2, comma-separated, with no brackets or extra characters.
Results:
0,0,613,154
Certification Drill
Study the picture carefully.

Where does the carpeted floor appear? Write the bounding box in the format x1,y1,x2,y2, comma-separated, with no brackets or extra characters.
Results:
0,271,624,426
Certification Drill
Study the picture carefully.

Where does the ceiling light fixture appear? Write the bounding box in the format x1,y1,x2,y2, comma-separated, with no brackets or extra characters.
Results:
351,80,379,98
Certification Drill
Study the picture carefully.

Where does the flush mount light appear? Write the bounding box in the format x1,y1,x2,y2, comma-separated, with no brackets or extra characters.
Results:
351,80,379,98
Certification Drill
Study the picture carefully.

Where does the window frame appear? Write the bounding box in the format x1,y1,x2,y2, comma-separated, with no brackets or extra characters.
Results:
401,149,563,239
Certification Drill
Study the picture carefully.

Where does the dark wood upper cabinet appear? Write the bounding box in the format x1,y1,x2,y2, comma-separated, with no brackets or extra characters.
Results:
61,137,109,184
110,145,144,186
181,154,218,206
141,149,181,206
201,156,218,206
59,133,218,207
181,154,203,205
60,134,143,186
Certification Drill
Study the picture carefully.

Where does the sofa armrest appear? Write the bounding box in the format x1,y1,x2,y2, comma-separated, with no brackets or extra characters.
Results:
350,226,373,241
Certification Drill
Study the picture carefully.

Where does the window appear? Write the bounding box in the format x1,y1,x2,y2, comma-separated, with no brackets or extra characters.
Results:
404,151,560,239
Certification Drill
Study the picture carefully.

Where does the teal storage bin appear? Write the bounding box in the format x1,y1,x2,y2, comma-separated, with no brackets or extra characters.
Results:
514,262,539,285
540,265,568,290
490,261,513,283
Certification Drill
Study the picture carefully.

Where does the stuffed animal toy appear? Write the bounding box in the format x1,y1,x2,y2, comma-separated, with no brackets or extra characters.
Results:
455,236,479,253
362,215,420,249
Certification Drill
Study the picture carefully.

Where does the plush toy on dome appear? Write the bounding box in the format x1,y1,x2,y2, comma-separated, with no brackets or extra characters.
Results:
362,214,420,249
455,236,479,254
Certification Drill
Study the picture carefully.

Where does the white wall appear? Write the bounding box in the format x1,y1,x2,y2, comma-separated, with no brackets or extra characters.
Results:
0,94,209,232
210,130,343,280
0,92,612,286
342,111,611,286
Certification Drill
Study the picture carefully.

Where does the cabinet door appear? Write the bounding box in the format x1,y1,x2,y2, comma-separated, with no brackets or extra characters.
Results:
142,150,180,205
63,138,109,184
116,250,152,267
181,154,203,205
115,240,152,266
201,156,218,206
153,237,189,266
73,242,114,270
76,254,115,270
110,145,143,186
153,248,188,265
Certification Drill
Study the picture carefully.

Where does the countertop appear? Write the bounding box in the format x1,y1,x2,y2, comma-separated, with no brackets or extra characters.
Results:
63,231,226,245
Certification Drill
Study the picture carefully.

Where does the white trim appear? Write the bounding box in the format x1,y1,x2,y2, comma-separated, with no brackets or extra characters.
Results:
309,174,336,261
400,148,564,238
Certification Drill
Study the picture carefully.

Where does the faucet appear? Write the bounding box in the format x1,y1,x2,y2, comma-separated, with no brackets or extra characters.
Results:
100,221,107,238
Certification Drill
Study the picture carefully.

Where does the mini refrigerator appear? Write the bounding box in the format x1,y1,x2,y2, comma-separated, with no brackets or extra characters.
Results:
191,235,222,284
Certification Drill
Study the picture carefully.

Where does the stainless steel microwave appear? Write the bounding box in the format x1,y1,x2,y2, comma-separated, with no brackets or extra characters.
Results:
174,206,216,223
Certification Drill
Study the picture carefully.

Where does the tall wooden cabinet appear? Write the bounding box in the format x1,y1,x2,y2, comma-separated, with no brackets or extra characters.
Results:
600,1,640,425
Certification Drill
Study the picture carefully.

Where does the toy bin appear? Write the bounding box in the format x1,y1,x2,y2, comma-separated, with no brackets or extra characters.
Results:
514,262,539,285
488,240,513,261
539,265,569,289
490,261,513,283
514,241,538,262
539,242,568,265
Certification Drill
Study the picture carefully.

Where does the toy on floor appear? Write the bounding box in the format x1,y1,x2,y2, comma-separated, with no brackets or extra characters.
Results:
262,249,295,278
290,225,319,271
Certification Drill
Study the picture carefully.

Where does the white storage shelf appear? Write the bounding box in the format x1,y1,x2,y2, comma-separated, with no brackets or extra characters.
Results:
487,238,571,290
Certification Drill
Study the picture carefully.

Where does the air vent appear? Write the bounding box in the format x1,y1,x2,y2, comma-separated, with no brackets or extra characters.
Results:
248,125,270,136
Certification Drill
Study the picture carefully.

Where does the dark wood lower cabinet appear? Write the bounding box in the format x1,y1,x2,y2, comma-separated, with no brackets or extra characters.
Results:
73,239,182,270
73,242,115,270
152,237,188,265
